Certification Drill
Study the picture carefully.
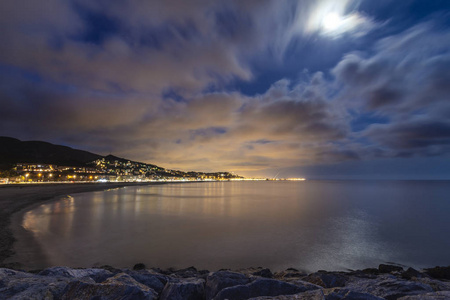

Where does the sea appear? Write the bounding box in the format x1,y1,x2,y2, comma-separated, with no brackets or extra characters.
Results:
15,180,450,272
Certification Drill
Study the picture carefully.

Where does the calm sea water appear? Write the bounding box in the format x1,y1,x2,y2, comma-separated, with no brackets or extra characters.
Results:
18,181,450,272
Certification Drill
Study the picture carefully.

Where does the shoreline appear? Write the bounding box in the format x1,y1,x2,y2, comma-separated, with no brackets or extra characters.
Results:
1,264,449,299
0,182,165,267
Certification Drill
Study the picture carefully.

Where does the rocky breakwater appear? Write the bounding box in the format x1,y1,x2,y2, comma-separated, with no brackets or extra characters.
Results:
0,264,449,299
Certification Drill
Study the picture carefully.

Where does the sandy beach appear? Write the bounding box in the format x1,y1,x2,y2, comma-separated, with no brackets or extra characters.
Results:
0,182,160,268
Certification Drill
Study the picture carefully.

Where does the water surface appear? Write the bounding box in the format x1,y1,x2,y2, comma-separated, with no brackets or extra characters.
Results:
18,181,450,271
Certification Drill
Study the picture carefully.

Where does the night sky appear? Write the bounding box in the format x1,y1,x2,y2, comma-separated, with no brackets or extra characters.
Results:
1,1,450,179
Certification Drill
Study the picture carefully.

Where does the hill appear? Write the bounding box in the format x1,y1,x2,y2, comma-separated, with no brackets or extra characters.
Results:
0,137,101,168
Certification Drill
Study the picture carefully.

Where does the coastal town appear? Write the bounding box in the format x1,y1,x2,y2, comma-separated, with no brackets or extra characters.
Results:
0,155,244,184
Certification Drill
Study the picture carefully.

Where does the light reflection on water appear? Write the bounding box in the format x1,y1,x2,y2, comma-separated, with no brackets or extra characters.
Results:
21,181,450,272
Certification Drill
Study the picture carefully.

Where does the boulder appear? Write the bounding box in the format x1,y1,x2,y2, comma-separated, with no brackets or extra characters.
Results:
274,268,308,280
205,270,251,300
39,266,113,283
302,272,347,288
4,283,54,300
401,268,424,280
133,263,146,271
0,268,70,299
324,288,384,299
378,264,404,273
345,274,434,299
159,278,205,300
124,269,167,294
164,266,209,279
413,276,450,292
213,278,312,300
61,273,157,300
423,266,450,280
281,278,323,291
397,291,450,299
253,268,274,278
360,268,379,276
248,289,325,299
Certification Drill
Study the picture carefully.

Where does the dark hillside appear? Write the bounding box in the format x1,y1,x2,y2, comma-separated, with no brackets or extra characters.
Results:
0,137,101,168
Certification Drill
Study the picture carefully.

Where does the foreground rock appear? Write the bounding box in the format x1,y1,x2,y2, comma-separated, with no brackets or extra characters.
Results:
0,264,449,299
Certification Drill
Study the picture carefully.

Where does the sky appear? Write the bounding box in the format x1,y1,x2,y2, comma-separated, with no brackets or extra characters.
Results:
1,0,450,179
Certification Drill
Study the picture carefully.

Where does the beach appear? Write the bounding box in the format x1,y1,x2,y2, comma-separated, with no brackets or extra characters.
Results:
0,182,160,268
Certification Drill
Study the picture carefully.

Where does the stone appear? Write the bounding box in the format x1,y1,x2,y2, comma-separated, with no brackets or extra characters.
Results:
134,263,146,271
168,266,209,279
345,274,434,299
159,278,205,300
414,276,450,292
274,269,308,280
5,284,54,300
423,266,450,280
61,273,157,300
253,268,274,278
39,266,114,283
124,269,167,294
213,278,312,300
302,272,347,288
281,278,324,291
401,268,424,280
378,264,404,273
205,270,251,300
248,289,326,299
324,288,384,299
397,291,450,299
0,268,70,299
361,268,379,275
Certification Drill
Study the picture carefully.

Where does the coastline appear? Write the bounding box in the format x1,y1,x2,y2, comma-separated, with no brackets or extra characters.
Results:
0,182,164,267
1,264,449,299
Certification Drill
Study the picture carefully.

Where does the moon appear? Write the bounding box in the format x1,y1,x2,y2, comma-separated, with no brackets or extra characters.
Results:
322,12,342,31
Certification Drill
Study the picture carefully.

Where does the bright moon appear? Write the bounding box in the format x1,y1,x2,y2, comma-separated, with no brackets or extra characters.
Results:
323,12,342,31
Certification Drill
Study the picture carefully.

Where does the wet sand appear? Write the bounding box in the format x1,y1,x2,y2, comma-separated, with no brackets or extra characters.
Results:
0,182,161,268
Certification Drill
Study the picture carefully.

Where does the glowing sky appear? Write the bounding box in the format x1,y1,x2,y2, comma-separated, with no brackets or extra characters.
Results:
1,0,450,179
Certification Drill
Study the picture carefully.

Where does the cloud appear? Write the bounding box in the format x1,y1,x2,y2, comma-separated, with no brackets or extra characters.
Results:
333,22,450,158
0,1,449,177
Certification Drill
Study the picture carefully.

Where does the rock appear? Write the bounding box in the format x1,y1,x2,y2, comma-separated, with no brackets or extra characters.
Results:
248,289,326,299
61,273,157,300
423,266,450,280
324,288,384,299
213,278,312,300
401,268,424,280
0,268,70,299
168,266,209,279
378,264,404,273
274,269,308,280
345,274,434,299
5,284,54,300
98,265,122,274
159,278,205,300
281,278,323,291
205,270,251,300
124,269,167,294
302,272,347,288
39,266,114,283
397,291,450,299
253,268,274,278
134,263,146,271
413,276,450,292
361,268,379,275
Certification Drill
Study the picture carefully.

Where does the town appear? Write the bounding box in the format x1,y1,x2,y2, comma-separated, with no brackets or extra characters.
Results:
0,155,243,184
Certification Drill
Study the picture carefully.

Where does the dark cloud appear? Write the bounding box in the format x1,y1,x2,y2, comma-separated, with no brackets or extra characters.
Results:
332,22,450,161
